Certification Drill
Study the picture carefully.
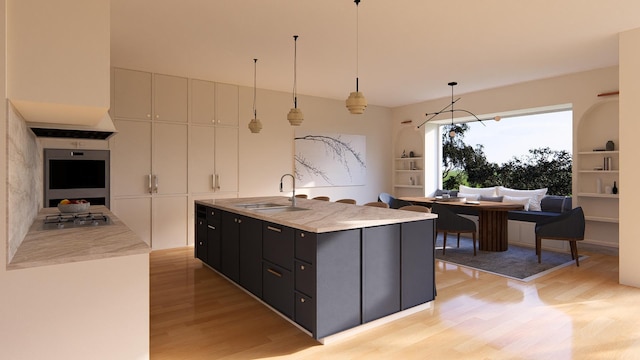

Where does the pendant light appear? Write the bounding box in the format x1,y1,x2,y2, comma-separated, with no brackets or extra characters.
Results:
287,35,304,126
417,81,501,137
248,58,263,133
345,0,367,115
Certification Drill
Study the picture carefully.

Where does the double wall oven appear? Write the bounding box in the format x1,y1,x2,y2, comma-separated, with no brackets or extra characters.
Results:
43,148,110,208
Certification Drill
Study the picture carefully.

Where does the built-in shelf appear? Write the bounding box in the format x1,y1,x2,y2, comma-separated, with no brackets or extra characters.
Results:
579,170,619,174
395,157,423,160
585,216,619,223
577,193,619,199
394,185,423,189
577,150,619,155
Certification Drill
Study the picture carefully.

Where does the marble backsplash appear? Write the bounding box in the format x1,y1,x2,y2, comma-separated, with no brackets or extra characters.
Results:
7,103,42,262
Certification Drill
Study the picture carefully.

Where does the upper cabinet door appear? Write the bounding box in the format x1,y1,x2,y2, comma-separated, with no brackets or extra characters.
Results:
113,68,152,120
215,83,239,126
110,119,152,196
153,74,188,123
191,79,216,125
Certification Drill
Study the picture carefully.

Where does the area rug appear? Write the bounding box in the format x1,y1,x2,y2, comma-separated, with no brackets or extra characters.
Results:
435,235,587,282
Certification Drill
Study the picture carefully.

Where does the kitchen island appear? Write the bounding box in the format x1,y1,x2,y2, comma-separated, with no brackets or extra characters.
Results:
195,196,437,342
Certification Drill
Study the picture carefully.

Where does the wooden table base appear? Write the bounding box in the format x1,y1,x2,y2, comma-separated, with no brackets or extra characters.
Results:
478,210,509,251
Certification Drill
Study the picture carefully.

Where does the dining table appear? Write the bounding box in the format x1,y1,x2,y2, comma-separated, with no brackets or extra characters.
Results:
400,196,525,252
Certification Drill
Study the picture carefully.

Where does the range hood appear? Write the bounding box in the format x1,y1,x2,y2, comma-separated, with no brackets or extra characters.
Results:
10,100,117,140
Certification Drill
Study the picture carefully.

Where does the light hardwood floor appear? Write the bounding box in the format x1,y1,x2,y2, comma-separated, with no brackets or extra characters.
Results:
150,246,640,359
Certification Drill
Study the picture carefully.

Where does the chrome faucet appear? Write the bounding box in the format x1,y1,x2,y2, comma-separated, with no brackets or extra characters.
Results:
280,174,296,206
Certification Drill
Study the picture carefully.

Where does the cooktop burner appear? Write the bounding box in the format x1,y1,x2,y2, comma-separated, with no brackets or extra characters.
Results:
42,212,111,230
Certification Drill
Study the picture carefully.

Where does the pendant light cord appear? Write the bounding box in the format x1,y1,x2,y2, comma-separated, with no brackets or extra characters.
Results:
355,0,360,92
253,58,258,119
293,35,299,108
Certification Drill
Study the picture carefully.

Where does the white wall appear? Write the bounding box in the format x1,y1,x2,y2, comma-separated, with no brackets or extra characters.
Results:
238,86,393,204
619,28,640,287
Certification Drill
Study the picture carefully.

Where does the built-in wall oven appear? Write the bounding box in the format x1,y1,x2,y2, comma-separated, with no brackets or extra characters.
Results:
44,148,110,208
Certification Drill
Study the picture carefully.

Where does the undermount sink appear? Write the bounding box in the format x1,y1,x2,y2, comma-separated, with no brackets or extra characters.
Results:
235,202,289,209
252,206,310,213
234,202,309,212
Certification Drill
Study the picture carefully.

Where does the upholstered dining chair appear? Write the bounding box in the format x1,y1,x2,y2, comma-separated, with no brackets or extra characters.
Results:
431,203,477,256
335,198,357,204
363,201,389,208
312,196,330,201
535,206,585,266
398,205,431,213
378,192,412,209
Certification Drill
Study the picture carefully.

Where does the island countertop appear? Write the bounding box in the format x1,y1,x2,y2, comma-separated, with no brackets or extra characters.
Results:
196,196,437,233
8,205,150,270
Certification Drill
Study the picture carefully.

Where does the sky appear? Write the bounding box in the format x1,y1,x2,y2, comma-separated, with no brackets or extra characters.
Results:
458,110,573,165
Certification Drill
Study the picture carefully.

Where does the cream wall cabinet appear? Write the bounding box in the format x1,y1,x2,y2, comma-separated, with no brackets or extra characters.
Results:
153,74,188,122
113,68,188,123
189,125,238,194
111,68,239,249
215,82,239,126
113,68,152,120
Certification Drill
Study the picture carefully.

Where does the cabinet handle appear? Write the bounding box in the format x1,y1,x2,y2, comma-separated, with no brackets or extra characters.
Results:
300,297,306,303
211,174,215,190
267,268,282,278
214,174,220,191
154,175,159,193
267,226,282,233
207,225,216,230
300,233,305,238
198,220,203,225
199,242,203,245
238,219,242,224
146,114,151,118
210,210,215,216
148,174,152,194
156,114,160,119
300,265,305,271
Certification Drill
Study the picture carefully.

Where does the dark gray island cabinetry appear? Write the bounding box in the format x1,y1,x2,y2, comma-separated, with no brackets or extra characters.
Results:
195,196,436,341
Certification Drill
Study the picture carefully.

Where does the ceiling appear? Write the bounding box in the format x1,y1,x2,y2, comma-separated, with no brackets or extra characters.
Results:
110,0,640,108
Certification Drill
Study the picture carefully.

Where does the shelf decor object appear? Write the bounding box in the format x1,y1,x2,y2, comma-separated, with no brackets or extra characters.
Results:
248,58,263,133
417,82,501,137
345,0,367,115
287,35,304,126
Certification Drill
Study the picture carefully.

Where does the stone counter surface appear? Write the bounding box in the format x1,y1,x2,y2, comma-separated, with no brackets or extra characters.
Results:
197,196,437,233
8,205,150,270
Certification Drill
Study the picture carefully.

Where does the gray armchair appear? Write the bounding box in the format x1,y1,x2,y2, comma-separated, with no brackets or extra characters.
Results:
535,206,585,266
431,203,477,256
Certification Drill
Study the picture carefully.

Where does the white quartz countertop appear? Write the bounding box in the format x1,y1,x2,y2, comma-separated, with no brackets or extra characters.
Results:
196,196,437,233
8,205,150,270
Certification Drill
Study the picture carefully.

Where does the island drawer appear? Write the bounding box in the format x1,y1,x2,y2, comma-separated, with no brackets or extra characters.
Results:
294,260,315,298
262,261,293,319
263,222,294,270
295,291,315,333
295,230,316,264
206,206,220,225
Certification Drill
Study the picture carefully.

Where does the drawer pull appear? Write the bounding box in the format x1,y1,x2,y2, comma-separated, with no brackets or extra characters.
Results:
300,297,306,303
198,220,203,225
210,210,215,216
300,233,305,238
300,265,305,271
267,268,282,277
207,225,216,230
267,226,282,233
199,242,203,245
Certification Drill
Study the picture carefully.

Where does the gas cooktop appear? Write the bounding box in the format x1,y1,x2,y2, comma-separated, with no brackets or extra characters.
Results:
41,212,112,230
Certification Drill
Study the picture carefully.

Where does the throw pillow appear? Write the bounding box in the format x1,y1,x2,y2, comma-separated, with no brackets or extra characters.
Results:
457,192,480,201
458,185,497,197
503,195,531,211
496,186,547,211
479,195,503,202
